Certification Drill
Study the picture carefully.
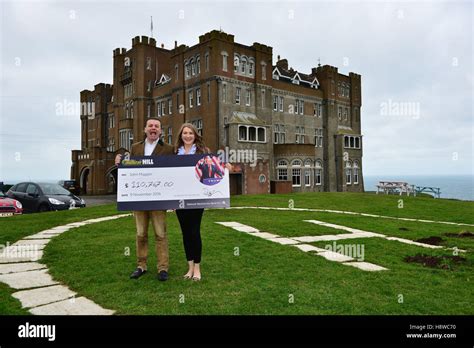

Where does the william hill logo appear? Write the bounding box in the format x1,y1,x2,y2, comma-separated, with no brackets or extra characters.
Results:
122,159,154,166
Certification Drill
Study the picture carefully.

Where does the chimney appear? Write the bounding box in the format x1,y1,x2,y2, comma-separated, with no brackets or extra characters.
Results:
174,40,177,48
161,43,164,48
276,58,288,70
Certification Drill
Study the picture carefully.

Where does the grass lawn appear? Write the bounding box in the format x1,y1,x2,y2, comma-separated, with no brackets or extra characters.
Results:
1,192,473,314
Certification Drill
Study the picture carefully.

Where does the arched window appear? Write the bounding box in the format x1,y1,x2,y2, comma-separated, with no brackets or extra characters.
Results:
190,58,196,76
276,160,288,181
234,54,240,73
315,160,323,186
248,58,255,76
353,161,359,184
196,56,200,74
185,60,191,78
241,57,247,74
291,159,302,187
345,160,352,185
304,159,312,187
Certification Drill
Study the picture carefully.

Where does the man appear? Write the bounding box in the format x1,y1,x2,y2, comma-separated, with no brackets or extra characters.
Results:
198,156,224,184
115,117,174,281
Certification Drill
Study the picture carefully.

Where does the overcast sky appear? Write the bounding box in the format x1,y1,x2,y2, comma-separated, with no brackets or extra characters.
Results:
0,0,472,182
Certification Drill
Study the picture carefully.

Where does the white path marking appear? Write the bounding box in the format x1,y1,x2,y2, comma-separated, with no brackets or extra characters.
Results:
228,206,474,227
216,221,387,271
0,213,131,315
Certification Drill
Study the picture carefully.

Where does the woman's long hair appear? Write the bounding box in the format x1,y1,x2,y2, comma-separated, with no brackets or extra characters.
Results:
174,123,208,154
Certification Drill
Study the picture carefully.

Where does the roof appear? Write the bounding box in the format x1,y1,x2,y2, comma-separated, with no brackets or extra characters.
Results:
228,111,266,126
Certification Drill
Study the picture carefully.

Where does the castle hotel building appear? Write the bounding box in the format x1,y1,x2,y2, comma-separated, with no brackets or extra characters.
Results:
71,30,364,195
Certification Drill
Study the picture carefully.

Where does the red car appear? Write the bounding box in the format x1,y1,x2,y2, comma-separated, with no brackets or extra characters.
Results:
0,190,23,217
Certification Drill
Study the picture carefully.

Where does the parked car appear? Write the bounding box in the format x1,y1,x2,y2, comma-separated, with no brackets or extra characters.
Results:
0,190,23,216
58,179,80,195
7,182,86,213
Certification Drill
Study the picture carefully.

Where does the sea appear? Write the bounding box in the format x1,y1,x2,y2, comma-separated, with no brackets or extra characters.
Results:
363,175,473,201
2,175,473,201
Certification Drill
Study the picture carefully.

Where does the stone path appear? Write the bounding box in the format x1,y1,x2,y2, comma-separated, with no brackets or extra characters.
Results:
0,214,130,315
216,211,467,271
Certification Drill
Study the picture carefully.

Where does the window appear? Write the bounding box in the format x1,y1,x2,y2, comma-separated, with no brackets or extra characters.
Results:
249,61,254,75
196,56,200,74
108,113,115,128
295,99,299,114
207,83,211,103
147,103,151,118
274,124,286,144
185,61,191,78
315,160,322,186
261,89,265,108
222,52,228,72
304,160,312,187
239,126,247,141
234,54,239,73
279,96,284,112
295,99,304,115
273,95,278,111
191,59,196,76
119,129,133,151
238,125,266,143
314,128,323,147
299,100,304,115
146,57,151,70
175,64,179,81
338,106,342,120
168,99,172,114
205,53,209,71
344,135,362,149
147,80,152,92
189,90,193,108
313,103,319,117
296,126,305,144
277,160,288,181
261,62,266,80
241,58,247,74
292,160,302,187
223,84,227,103
353,161,359,184
196,88,201,106
167,127,172,144
176,93,180,111
235,87,241,104
157,101,162,117
190,119,203,136
346,161,352,184
245,89,251,106
344,108,348,121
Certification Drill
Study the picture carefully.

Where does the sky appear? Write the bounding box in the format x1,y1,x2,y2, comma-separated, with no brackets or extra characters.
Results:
0,0,472,182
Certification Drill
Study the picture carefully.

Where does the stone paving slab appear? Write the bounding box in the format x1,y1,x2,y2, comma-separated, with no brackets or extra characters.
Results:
30,297,115,315
233,226,260,233
293,244,327,253
12,285,76,309
0,269,58,289
251,232,279,239
316,251,354,262
0,250,43,263
23,233,55,240
13,239,51,246
384,236,444,249
267,237,300,245
343,262,388,271
0,262,46,274
293,234,375,243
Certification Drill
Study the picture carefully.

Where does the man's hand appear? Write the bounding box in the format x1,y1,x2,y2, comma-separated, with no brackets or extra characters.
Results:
115,154,122,166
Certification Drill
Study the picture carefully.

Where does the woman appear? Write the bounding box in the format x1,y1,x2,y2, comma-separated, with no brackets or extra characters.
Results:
174,123,217,281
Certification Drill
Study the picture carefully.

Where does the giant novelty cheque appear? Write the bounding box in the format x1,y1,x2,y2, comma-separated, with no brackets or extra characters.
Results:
117,154,230,211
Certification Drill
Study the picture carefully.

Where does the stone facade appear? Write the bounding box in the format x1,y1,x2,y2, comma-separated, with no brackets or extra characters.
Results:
71,30,364,195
